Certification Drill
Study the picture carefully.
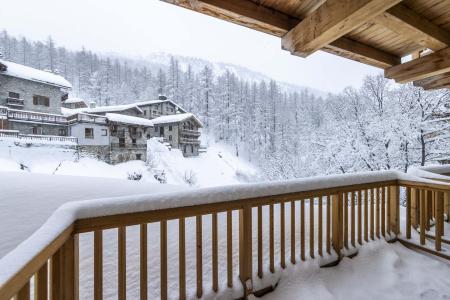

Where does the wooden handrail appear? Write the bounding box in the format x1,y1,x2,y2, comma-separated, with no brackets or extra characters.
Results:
1,169,450,299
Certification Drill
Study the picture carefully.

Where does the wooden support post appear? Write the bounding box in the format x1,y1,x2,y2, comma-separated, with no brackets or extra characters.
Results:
140,224,148,300
290,201,296,263
426,190,432,230
258,206,264,278
239,205,253,296
406,187,411,239
389,186,400,235
411,188,419,228
51,248,62,300
94,231,103,300
364,189,369,242
118,227,126,300
420,190,426,245
358,190,362,245
35,262,48,300
319,196,323,255
16,282,30,300
280,202,286,268
300,200,305,261
179,219,186,300
196,216,203,298
445,192,450,223
227,211,233,288
212,213,219,292
436,192,444,251
270,204,275,271
331,194,343,258
327,195,331,254
161,220,168,300
61,234,77,300
310,198,315,258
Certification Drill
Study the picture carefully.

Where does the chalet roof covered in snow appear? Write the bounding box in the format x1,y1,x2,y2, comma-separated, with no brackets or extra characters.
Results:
134,99,187,113
151,113,203,127
85,104,143,114
63,97,87,105
0,59,72,89
105,113,154,127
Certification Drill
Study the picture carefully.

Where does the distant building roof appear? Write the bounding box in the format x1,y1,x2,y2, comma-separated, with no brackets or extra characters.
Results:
0,59,72,89
151,113,203,127
64,97,87,105
134,99,187,113
105,113,154,127
85,104,143,114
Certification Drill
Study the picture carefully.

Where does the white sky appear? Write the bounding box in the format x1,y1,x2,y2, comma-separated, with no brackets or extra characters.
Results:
0,0,382,93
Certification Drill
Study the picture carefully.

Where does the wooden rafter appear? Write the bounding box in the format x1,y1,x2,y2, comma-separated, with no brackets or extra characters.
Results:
375,4,450,51
281,0,402,57
414,72,450,90
162,0,402,68
385,47,450,83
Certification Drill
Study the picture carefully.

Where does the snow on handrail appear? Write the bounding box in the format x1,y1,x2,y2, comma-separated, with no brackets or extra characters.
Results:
0,170,449,289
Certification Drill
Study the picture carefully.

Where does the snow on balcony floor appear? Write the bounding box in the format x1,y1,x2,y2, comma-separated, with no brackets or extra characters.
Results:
258,240,450,300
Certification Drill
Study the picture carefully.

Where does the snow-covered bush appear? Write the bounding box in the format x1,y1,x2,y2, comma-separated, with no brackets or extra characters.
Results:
153,169,167,184
183,170,197,186
127,171,143,181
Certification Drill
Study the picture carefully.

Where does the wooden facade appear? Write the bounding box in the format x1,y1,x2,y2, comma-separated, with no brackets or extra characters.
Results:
161,0,450,90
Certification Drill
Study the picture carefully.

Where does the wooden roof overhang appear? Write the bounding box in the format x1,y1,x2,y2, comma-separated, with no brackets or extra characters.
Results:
161,0,450,90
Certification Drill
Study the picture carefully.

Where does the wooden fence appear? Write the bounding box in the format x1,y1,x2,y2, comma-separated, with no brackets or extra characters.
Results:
0,170,449,300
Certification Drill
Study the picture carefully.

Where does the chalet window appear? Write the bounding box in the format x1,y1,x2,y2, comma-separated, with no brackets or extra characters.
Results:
119,138,125,148
154,127,158,132
8,92,20,99
132,138,137,145
85,128,94,139
136,154,142,160
33,95,50,107
147,134,151,139
169,126,172,131
112,125,118,133
183,145,187,154
118,130,125,138
169,135,172,141
101,129,108,136
191,145,194,153
32,126,42,135
58,128,67,136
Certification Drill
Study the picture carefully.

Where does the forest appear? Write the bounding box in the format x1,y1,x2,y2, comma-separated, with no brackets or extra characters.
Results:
1,30,449,180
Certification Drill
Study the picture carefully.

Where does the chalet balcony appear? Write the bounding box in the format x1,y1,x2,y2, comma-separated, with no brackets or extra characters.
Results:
180,137,200,144
5,97,24,107
181,129,201,137
1,167,450,299
0,129,78,144
7,109,68,124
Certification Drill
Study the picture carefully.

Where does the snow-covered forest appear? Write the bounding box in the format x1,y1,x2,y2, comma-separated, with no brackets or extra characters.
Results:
1,30,449,180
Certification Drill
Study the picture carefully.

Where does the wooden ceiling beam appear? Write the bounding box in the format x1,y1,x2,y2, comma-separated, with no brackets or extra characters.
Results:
414,72,450,90
385,47,450,83
161,0,401,68
281,0,402,57
375,4,450,51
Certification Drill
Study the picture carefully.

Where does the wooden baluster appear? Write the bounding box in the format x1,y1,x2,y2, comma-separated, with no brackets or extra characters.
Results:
140,224,148,300
258,206,263,278
351,191,355,247
51,248,62,300
370,189,374,240
290,201,296,264
179,219,186,300
406,187,412,239
436,192,444,251
196,216,203,298
227,211,233,288
387,187,391,235
118,227,126,300
426,191,432,231
280,202,286,268
326,195,331,254
35,262,48,300
376,188,380,239
212,213,219,292
16,282,30,300
358,190,362,245
381,187,386,237
270,204,275,271
343,193,348,249
331,194,343,257
239,206,252,298
445,192,450,224
390,186,400,235
318,196,323,256
300,199,305,261
420,190,426,245
62,235,77,300
161,220,168,300
411,188,419,229
94,231,103,300
310,198,315,258
364,189,368,242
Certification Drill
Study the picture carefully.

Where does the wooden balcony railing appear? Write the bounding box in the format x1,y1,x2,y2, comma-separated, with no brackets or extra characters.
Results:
0,130,78,144
8,109,68,124
0,169,449,300
180,129,201,137
180,137,201,145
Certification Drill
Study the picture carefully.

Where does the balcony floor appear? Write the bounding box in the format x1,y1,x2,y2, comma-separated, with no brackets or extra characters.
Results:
260,240,450,300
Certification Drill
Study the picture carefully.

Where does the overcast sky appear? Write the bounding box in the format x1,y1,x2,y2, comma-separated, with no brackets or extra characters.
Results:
0,0,382,93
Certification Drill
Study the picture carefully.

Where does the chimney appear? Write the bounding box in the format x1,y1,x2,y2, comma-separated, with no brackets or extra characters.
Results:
89,102,96,108
158,94,167,100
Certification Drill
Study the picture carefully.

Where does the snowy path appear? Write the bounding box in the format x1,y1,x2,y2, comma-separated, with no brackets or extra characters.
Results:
0,171,183,257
